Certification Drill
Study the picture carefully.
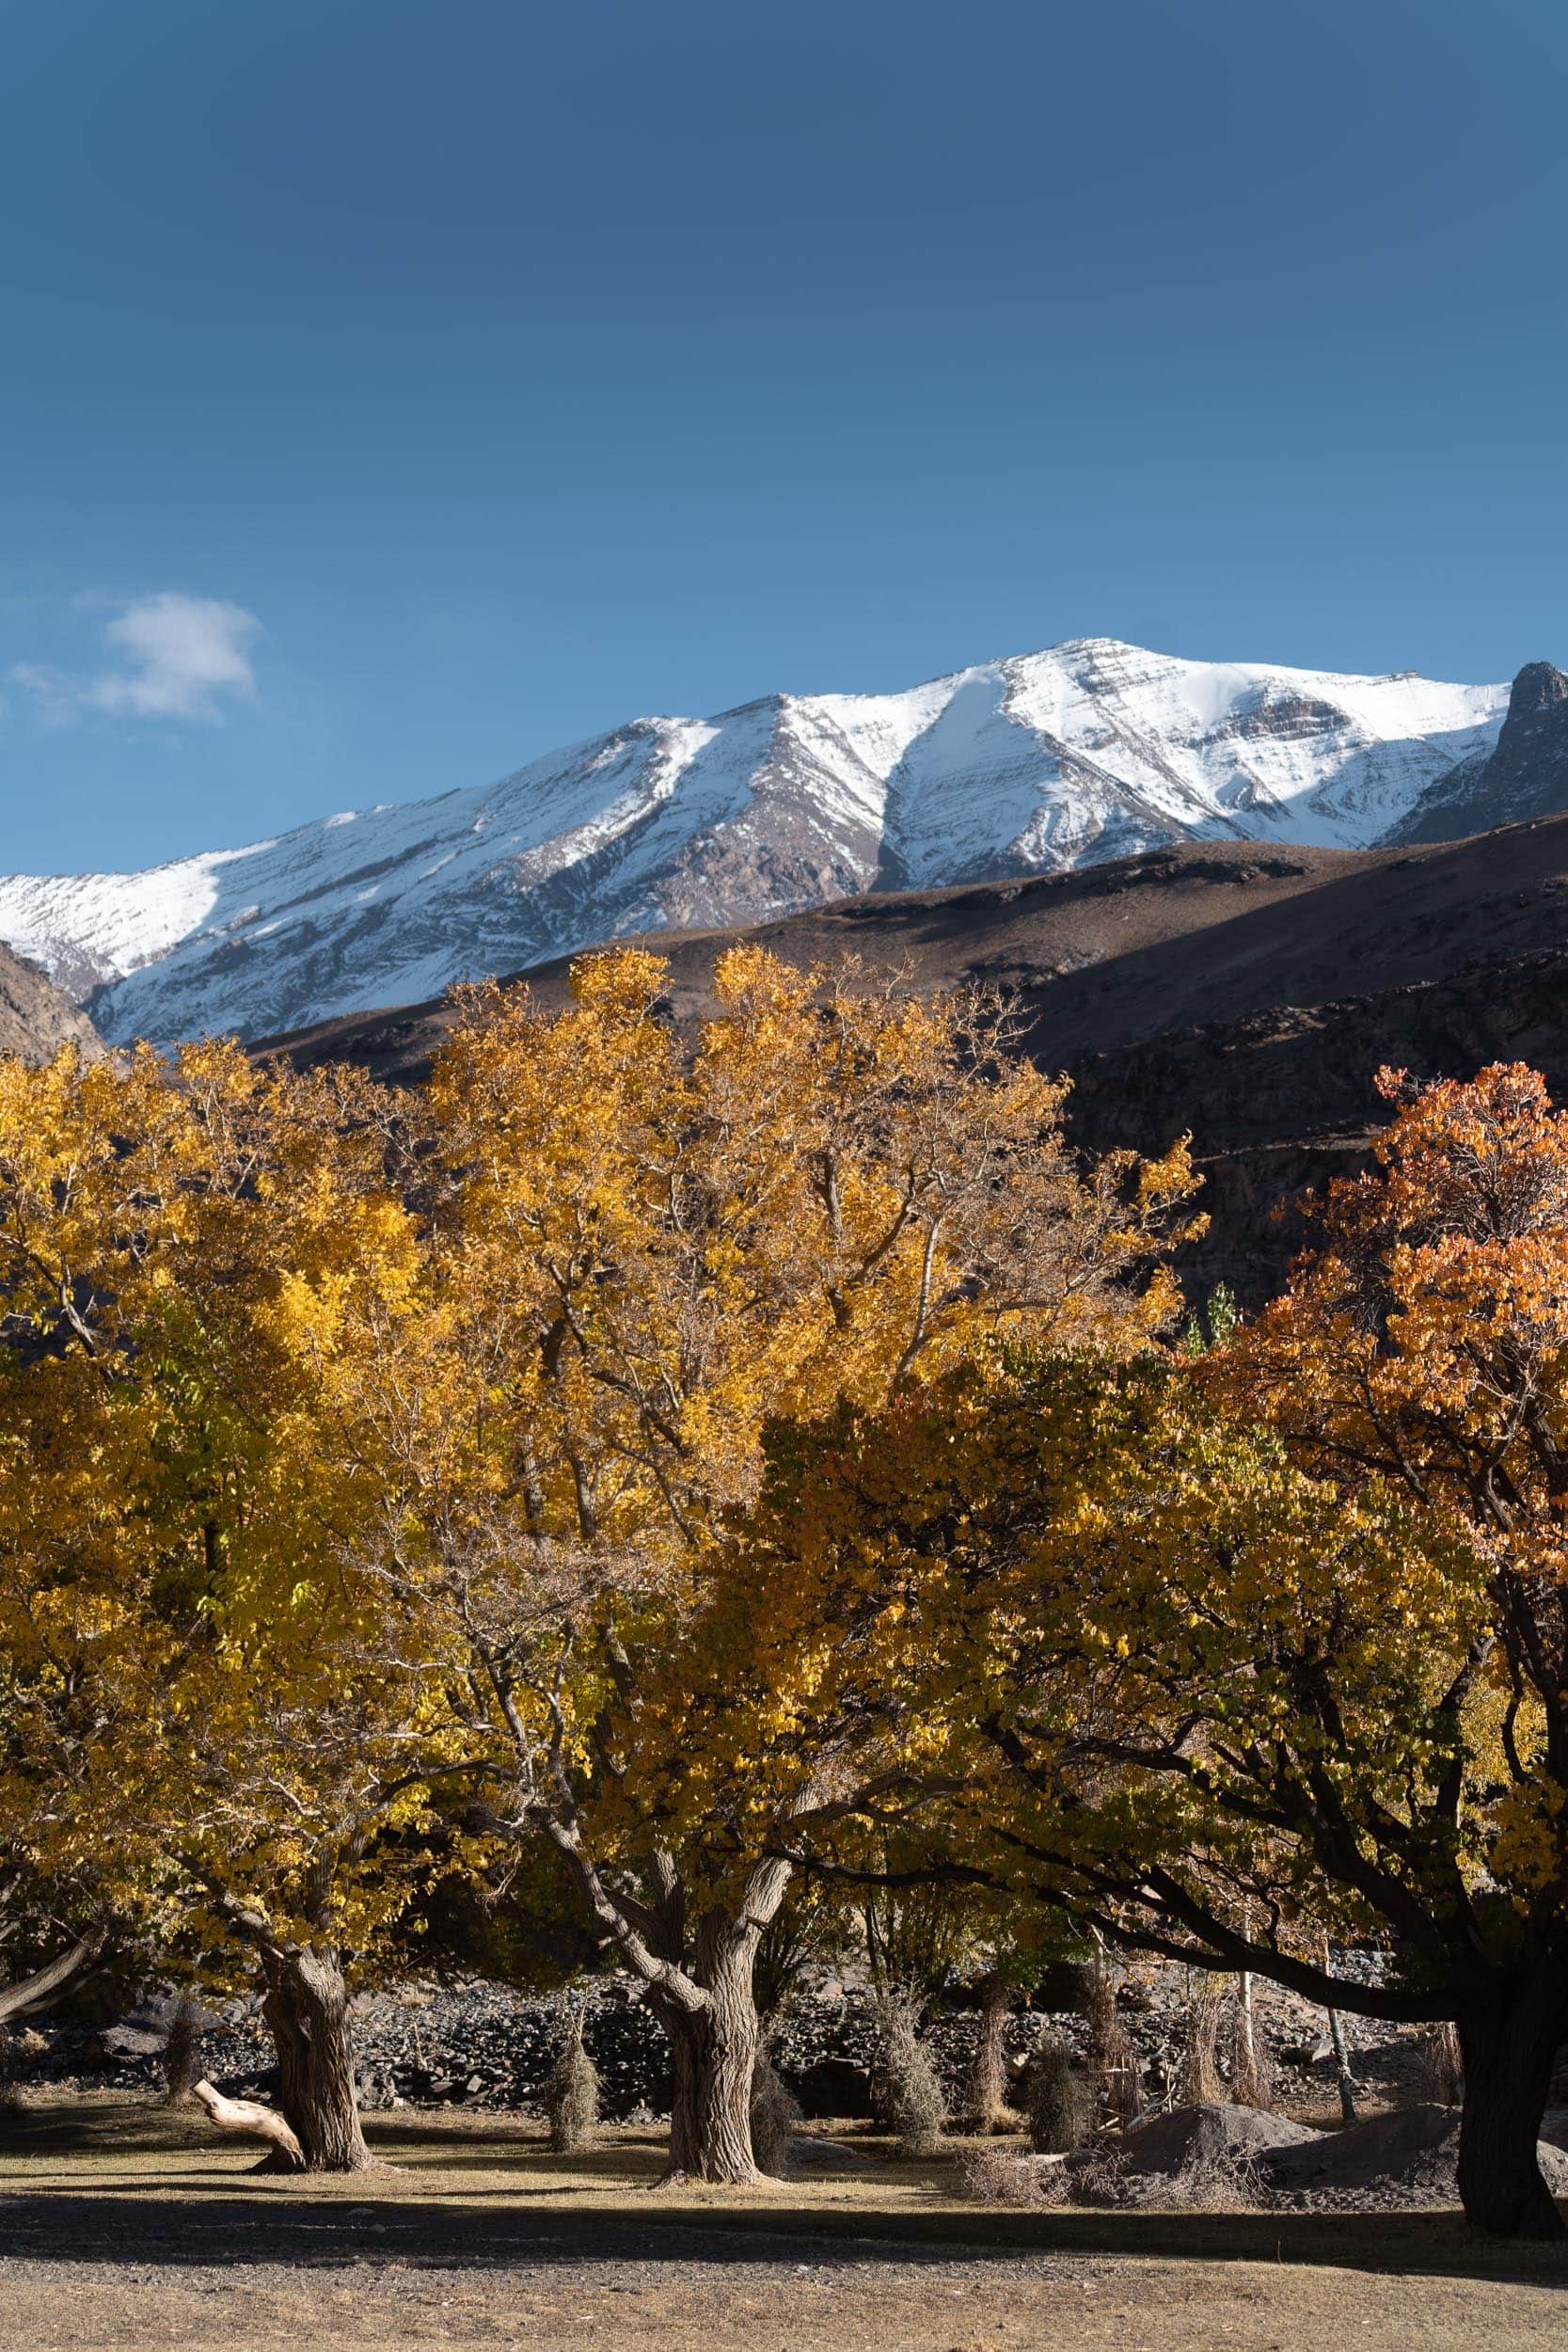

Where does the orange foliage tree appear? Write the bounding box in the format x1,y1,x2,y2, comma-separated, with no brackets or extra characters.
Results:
1208,1062,1568,2234
726,1062,1568,2238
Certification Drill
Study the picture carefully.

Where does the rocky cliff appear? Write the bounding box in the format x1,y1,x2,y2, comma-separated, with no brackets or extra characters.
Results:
0,943,102,1064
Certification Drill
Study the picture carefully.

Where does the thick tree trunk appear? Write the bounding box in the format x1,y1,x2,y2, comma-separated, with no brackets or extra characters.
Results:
260,1944,372,2173
1456,1968,1568,2240
653,1921,763,2185
536,1812,796,2187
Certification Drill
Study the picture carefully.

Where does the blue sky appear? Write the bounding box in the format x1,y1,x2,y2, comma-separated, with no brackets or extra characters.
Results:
3,0,1566,872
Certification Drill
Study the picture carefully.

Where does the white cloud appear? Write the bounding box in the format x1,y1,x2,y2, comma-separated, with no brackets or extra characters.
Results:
5,661,77,727
8,593,263,725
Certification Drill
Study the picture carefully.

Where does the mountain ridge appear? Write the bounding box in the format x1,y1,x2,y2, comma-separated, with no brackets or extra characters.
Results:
1387,659,1568,842
0,944,103,1065
0,635,1516,1044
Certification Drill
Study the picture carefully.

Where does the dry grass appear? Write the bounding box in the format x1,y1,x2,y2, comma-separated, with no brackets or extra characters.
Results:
541,2008,599,2154
0,2093,1564,2351
959,2141,1074,2207
1025,2039,1095,2153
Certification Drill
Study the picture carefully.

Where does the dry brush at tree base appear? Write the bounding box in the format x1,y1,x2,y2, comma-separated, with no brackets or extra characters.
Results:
966,1968,1012,2135
1026,2041,1095,2154
160,1998,202,2108
747,2052,805,2176
0,947,1196,2185
1227,1965,1273,2113
875,1998,947,2157
543,2010,600,2155
1180,1973,1227,2108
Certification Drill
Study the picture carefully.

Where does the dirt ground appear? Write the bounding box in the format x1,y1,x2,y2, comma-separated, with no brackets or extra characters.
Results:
0,2096,1564,2351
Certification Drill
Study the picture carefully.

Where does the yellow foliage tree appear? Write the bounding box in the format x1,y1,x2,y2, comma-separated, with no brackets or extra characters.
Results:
0,1041,461,2170
312,946,1198,2181
0,950,1198,2185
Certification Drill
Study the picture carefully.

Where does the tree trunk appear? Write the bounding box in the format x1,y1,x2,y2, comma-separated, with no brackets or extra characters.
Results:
1325,2003,1358,2124
0,1927,103,2026
1455,1968,1568,2241
260,1944,372,2173
653,1919,763,2185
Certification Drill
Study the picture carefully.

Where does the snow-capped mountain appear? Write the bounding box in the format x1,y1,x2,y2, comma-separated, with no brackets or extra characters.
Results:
0,638,1511,1046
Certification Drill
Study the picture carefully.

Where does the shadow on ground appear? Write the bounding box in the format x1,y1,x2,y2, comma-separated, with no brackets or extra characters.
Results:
2,2098,1565,2292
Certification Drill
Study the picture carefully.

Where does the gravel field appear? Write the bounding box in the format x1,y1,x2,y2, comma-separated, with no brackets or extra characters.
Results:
1,2098,1566,2352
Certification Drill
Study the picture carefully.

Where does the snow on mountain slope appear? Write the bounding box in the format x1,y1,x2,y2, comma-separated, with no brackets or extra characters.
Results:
0,638,1509,1046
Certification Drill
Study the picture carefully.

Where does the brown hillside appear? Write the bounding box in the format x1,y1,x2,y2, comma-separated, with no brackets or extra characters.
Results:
261,817,1568,1299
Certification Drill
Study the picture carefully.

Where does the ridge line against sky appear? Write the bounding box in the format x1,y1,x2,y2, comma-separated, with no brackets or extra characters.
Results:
0,633,1513,883
2,0,1565,875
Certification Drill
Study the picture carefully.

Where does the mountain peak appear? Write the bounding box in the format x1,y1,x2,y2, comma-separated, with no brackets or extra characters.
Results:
0,639,1513,1047
1384,658,1568,846
1507,660,1568,718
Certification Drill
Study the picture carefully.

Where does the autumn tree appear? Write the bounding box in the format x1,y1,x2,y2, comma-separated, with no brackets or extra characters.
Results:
318,946,1197,2182
744,1061,1568,2238
1207,1062,1568,2235
0,1040,458,2170
742,1350,1568,2226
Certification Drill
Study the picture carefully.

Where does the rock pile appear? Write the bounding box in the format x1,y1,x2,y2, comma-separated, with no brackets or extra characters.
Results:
24,1948,1441,2123
35,1980,673,2122
1265,2103,1568,2214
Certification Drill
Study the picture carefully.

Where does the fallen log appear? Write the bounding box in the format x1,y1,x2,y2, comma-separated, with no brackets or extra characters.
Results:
192,2078,305,2169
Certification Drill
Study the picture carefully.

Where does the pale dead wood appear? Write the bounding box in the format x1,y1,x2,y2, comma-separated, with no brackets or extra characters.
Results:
192,2078,305,2169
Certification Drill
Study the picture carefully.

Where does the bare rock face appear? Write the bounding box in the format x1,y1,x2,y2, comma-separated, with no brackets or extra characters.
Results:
0,942,103,1064
1388,660,1568,842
